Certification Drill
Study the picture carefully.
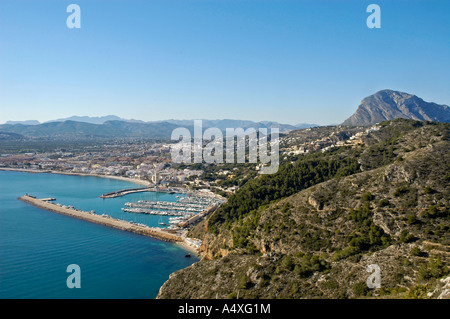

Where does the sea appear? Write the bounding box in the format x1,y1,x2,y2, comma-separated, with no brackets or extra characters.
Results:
0,170,199,299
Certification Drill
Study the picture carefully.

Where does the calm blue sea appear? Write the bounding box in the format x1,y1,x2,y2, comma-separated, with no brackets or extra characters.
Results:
0,170,198,299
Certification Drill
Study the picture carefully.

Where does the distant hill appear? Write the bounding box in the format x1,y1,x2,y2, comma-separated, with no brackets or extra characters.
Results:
342,90,450,126
0,118,298,139
0,120,179,139
47,115,145,125
0,132,24,140
4,120,40,125
294,123,319,129
25,116,300,132
165,119,298,133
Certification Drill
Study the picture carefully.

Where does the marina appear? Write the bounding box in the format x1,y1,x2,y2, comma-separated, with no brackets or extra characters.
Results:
120,193,224,227
16,189,224,250
0,169,201,299
18,195,183,243
122,207,194,216
125,200,206,211
13,171,225,264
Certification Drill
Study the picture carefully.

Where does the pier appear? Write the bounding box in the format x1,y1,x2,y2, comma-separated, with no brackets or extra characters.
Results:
100,187,150,198
177,204,218,228
99,186,177,198
18,195,182,243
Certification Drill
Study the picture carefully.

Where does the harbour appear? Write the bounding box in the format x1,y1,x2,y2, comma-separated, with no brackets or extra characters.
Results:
17,186,223,249
18,195,183,243
120,193,224,229
0,170,200,298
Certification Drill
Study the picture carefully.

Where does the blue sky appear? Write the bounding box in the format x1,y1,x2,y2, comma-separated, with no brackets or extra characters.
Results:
1,0,449,125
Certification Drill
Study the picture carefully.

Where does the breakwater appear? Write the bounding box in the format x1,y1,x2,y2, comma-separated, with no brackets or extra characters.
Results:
100,187,150,198
18,195,182,243
100,187,177,198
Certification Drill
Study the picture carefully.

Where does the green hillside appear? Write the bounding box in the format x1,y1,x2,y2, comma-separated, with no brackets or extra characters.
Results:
157,119,449,299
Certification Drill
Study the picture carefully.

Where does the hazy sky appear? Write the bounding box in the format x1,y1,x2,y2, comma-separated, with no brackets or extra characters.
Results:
1,0,449,125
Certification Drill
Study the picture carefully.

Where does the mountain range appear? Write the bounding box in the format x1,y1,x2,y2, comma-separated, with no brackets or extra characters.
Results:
1,89,449,139
342,90,450,126
4,115,141,125
0,118,316,140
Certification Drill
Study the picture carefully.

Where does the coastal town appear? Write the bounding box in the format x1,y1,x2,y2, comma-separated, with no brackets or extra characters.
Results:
280,124,381,156
0,123,381,254
0,138,256,195
0,124,380,189
0,140,201,185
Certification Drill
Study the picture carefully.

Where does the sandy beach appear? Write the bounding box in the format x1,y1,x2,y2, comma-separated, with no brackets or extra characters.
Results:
175,241,201,257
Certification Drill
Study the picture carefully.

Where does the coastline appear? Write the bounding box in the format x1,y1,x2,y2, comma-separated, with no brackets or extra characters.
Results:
0,167,151,186
3,167,204,256
175,241,201,257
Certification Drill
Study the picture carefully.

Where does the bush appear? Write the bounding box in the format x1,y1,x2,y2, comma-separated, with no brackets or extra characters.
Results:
406,285,429,299
369,223,388,246
292,253,329,277
353,281,370,296
394,185,410,197
362,192,375,202
347,205,391,249
378,199,390,207
410,246,424,257
418,257,449,281
227,292,238,299
407,214,418,225
239,274,251,289
422,205,439,219
322,279,339,290
399,230,415,243
332,246,360,261
246,242,259,254
281,202,293,214
281,256,294,271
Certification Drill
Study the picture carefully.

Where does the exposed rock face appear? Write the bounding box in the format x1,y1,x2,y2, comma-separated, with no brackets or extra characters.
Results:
342,90,450,126
308,196,323,210
437,277,450,299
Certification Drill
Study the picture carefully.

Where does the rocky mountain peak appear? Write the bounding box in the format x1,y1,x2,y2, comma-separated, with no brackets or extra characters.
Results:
342,90,450,126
